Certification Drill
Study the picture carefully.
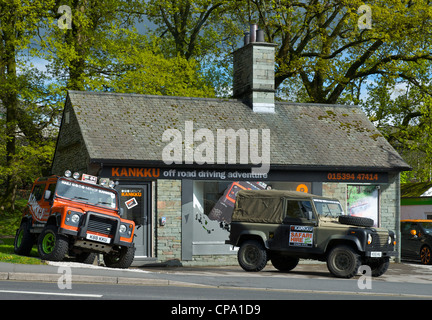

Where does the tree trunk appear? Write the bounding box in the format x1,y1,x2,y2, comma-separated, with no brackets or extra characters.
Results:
1,17,19,212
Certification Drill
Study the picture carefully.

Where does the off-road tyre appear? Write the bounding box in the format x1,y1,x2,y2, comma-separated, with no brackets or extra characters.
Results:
238,240,267,272
14,220,34,256
37,225,69,261
338,215,374,228
327,245,361,278
271,254,299,272
104,245,135,269
365,257,390,277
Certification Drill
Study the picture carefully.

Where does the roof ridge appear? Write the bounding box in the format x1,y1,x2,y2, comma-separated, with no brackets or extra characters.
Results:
67,90,235,103
68,90,360,109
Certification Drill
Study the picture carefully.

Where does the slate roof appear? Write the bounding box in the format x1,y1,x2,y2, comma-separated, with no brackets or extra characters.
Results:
65,90,410,172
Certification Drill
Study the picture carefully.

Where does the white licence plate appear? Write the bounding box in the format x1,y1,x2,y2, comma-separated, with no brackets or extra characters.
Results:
86,233,111,244
371,251,382,258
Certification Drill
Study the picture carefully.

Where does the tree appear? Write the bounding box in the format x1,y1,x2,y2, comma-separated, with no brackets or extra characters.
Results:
234,0,432,104
0,0,57,211
97,30,216,97
39,0,216,96
143,0,239,60
363,73,432,182
40,0,138,91
142,0,243,97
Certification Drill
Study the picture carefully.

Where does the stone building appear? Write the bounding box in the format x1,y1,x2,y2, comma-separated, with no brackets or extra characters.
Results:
51,31,410,266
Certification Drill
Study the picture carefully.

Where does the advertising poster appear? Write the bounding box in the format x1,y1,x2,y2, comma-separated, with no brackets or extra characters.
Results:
119,188,144,225
208,181,267,223
347,185,379,227
289,225,314,247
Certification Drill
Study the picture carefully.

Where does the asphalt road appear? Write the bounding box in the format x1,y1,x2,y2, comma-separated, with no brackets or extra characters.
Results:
0,278,428,300
0,261,430,318
0,260,431,301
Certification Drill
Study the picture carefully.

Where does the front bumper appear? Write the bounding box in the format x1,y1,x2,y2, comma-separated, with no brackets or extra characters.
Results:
60,211,134,248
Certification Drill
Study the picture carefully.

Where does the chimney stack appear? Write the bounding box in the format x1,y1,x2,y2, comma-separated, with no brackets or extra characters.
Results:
233,24,276,113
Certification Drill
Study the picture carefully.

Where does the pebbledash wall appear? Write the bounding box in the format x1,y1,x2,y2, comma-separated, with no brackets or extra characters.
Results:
52,25,410,266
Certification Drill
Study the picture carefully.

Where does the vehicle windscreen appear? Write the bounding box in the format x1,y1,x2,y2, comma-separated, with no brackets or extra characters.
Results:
313,199,344,217
420,222,432,234
56,179,117,209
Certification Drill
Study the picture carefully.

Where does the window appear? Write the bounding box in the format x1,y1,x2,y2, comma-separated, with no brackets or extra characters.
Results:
56,179,117,209
314,199,344,217
401,222,415,235
47,183,56,202
284,200,313,222
30,184,45,202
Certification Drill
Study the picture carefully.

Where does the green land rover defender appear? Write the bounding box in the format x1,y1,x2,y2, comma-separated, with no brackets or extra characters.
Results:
226,190,396,278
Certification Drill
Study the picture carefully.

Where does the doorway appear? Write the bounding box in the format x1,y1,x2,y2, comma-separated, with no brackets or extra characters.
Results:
116,183,152,258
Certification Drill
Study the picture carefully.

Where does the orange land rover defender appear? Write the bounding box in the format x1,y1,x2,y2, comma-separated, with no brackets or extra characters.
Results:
14,171,136,268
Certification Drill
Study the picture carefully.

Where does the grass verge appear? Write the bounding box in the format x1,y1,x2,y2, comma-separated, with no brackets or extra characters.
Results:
0,209,44,264
0,237,45,265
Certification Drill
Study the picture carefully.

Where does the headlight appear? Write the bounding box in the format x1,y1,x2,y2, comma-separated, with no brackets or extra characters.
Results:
119,224,127,233
71,214,80,224
65,211,82,226
367,234,373,245
388,236,392,245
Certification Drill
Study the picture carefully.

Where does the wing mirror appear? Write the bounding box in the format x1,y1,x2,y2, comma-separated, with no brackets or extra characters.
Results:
44,190,52,201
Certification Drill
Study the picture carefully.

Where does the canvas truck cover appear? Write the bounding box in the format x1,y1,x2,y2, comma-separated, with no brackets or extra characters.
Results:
232,190,332,224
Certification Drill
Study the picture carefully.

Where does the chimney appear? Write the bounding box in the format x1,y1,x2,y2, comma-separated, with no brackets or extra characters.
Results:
233,24,276,113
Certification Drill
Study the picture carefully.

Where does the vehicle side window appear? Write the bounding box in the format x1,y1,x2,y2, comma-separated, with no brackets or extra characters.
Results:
47,183,56,202
401,222,415,235
29,184,45,202
284,200,313,222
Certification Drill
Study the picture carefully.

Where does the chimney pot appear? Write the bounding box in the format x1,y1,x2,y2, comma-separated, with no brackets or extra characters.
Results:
256,29,265,42
249,24,257,43
244,32,250,46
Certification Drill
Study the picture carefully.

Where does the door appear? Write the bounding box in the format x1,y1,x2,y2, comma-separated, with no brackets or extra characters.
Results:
28,182,56,223
271,199,317,251
116,183,152,257
401,222,422,258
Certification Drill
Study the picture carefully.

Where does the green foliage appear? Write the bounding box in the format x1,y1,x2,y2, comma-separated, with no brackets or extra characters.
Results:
0,0,60,211
87,30,216,97
233,0,432,105
363,72,432,182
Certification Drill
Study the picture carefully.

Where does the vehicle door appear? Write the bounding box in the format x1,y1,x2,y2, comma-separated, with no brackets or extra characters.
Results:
272,199,317,251
28,182,52,223
401,222,422,258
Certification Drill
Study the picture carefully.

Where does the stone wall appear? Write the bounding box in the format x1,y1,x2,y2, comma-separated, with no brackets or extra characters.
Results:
379,173,400,232
232,42,276,113
322,182,348,212
156,179,182,264
380,173,401,261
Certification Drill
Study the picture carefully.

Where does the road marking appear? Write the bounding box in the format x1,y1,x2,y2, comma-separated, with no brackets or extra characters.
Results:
213,285,432,299
0,289,102,298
